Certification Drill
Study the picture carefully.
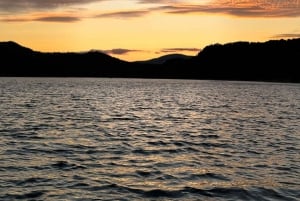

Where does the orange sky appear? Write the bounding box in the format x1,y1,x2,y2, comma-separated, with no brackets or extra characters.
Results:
0,0,299,61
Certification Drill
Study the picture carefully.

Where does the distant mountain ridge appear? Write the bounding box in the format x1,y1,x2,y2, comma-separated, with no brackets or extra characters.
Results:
0,38,299,82
135,54,193,65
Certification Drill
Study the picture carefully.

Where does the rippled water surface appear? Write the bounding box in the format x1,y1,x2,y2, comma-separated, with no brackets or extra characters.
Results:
0,78,299,200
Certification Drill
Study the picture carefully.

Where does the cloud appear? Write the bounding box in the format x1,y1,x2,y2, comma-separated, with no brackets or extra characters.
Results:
1,13,81,22
160,48,201,53
1,0,299,19
35,16,80,22
0,0,104,12
97,10,150,18
102,48,142,55
138,0,300,18
163,0,300,17
137,0,177,4
271,33,300,39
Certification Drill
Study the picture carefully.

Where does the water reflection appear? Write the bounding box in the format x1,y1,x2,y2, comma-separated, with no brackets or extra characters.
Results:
0,78,299,200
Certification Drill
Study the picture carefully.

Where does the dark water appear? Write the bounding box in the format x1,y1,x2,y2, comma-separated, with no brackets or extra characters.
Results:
0,78,299,200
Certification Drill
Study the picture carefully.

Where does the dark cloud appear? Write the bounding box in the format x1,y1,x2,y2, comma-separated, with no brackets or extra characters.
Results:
102,48,141,55
97,10,150,18
0,0,103,12
271,33,300,39
1,15,80,22
160,48,201,53
35,16,80,22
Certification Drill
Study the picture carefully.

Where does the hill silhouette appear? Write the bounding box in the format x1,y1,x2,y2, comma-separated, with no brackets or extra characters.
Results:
189,39,300,82
135,54,193,65
0,39,299,82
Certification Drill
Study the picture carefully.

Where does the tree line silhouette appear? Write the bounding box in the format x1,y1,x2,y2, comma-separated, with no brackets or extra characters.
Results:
0,38,299,82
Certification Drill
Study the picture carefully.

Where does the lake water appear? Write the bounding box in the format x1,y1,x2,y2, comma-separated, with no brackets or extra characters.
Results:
0,78,299,200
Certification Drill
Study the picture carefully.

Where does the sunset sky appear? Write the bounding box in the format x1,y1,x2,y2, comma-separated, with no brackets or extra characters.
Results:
1,0,299,61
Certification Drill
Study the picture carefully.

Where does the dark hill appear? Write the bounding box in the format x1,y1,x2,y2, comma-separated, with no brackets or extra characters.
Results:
0,38,299,82
0,41,34,54
0,42,132,77
135,54,193,65
187,38,300,82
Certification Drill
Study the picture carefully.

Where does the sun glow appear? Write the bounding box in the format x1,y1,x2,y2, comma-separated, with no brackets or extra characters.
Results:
0,0,299,61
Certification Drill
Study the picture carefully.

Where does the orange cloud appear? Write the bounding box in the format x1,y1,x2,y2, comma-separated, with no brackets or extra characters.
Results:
271,33,300,39
1,0,299,22
164,0,300,17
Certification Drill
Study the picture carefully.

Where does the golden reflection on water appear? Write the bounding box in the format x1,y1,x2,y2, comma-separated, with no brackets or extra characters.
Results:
1,78,299,200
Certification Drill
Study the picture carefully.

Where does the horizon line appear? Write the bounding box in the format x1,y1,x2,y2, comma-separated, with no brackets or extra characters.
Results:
1,37,300,62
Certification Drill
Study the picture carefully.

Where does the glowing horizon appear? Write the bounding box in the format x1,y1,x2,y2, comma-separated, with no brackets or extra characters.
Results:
1,0,299,61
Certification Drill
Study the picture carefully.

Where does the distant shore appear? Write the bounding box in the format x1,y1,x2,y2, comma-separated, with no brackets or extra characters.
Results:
1,38,299,83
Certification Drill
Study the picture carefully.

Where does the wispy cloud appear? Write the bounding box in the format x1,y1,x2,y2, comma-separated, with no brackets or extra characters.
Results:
164,0,300,17
142,0,300,18
137,0,179,4
97,10,150,18
102,48,142,55
160,48,201,53
35,16,80,22
1,9,152,23
271,33,300,39
1,12,81,23
1,0,299,21
0,0,104,12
